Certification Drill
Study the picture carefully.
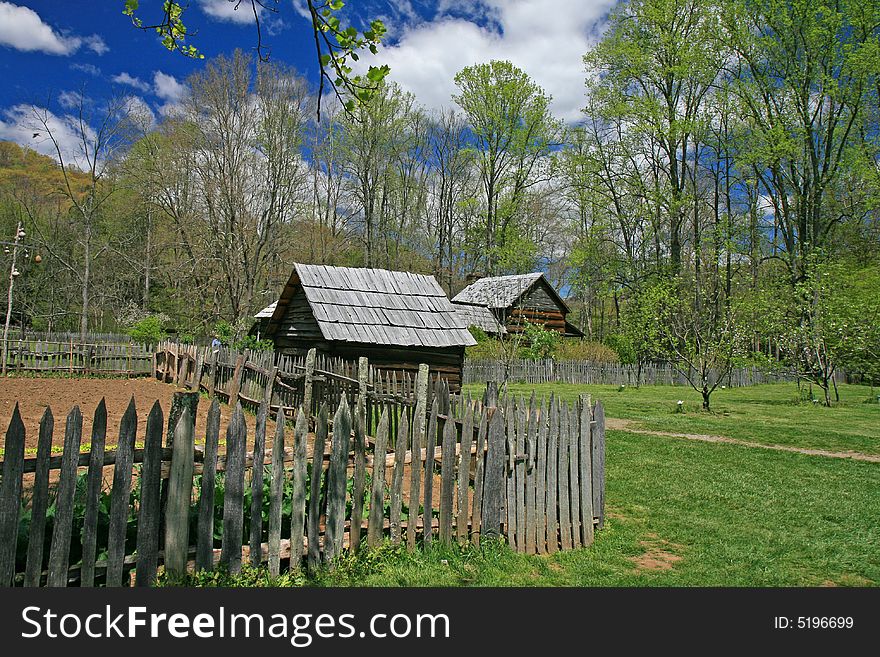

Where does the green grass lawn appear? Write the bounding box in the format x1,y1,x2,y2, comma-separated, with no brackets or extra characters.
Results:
168,381,880,588
463,382,880,456
306,429,878,587
311,382,879,587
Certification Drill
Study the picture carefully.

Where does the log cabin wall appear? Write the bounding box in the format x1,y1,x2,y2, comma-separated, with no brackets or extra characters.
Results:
276,341,465,391
504,280,568,335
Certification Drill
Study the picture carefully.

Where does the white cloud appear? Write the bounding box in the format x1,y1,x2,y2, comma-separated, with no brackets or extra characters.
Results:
84,34,108,55
153,71,188,116
0,104,93,169
198,0,260,24
122,95,157,131
0,1,107,56
71,62,101,76
57,90,82,110
112,72,151,93
357,0,616,123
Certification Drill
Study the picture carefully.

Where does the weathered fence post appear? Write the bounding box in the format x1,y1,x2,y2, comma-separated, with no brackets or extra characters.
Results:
592,399,606,530
105,400,137,587
208,348,218,397
578,395,595,547
482,403,506,540
302,348,316,416
0,404,25,587
165,407,195,576
228,353,246,406
407,363,429,550
165,390,199,449
325,398,352,566
196,399,221,572
264,365,279,407
46,406,83,587
350,357,369,552
135,401,164,586
220,403,247,574
80,400,108,587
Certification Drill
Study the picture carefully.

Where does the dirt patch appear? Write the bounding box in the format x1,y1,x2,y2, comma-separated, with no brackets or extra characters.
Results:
607,417,880,463
629,536,684,572
0,376,276,453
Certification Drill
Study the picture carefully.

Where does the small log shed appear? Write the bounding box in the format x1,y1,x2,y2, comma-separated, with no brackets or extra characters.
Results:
257,263,476,390
452,272,584,337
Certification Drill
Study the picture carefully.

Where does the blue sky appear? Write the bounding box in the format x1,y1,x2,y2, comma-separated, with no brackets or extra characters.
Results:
0,1,616,162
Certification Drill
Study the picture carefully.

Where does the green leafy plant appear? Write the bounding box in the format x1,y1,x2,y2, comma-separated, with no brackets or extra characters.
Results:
128,315,167,343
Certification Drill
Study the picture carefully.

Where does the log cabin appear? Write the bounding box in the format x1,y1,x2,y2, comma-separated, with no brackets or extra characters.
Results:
256,263,476,390
452,272,584,337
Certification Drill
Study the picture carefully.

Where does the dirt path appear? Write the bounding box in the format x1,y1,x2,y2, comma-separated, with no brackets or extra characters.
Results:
606,417,880,464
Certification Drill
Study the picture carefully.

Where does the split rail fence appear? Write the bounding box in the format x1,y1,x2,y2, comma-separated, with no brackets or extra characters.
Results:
464,358,795,387
1,338,155,376
0,347,605,587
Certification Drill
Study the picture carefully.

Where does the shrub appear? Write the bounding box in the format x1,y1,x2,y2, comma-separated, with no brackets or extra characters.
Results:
129,315,166,343
556,339,620,363
520,321,560,360
213,320,235,345
234,334,274,352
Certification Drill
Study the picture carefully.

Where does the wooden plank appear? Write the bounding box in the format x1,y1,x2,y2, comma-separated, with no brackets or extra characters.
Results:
456,400,474,544
208,349,218,397
325,398,351,565
389,407,408,545
46,406,83,587
407,364,429,550
578,396,594,547
287,408,308,572
525,394,538,555
557,401,572,551
24,407,53,587
350,357,369,552
106,399,137,587
505,399,517,548
481,406,505,540
196,399,221,571
515,398,527,552
0,404,25,587
80,400,108,587
164,406,195,576
249,401,268,568
438,400,456,545
228,354,246,406
302,348,317,415
367,408,390,547
135,401,164,586
535,396,548,555
568,403,581,549
307,405,328,574
268,408,288,577
220,403,247,574
470,406,487,546
592,400,606,529
545,396,559,554
422,396,439,547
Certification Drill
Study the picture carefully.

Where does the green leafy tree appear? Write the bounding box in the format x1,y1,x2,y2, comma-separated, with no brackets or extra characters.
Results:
453,60,562,275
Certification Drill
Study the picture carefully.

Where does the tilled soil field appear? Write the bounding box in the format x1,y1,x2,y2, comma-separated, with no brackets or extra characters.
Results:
0,376,277,451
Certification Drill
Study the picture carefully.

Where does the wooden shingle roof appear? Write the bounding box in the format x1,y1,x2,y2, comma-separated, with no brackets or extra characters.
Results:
452,302,506,335
452,272,569,312
264,264,476,348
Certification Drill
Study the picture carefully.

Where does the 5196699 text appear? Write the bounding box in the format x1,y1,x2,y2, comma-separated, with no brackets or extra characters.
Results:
774,616,854,629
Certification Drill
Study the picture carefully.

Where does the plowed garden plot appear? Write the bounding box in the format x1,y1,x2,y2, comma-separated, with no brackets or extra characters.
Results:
0,376,277,452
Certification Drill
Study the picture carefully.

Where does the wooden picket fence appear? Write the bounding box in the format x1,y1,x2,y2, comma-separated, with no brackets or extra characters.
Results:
0,361,605,587
464,358,795,387
1,338,155,376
